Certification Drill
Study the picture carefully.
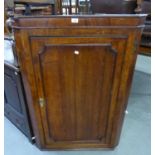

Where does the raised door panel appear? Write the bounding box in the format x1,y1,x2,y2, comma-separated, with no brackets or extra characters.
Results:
29,36,127,148
31,43,119,146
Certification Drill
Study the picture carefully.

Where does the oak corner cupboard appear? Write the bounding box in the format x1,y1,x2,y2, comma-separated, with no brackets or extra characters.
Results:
13,14,146,150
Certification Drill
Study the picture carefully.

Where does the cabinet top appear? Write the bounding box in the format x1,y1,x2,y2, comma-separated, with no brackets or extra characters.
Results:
14,14,147,18
12,14,147,29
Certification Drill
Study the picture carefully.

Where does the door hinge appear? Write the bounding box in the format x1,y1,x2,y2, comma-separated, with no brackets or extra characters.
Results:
39,98,45,107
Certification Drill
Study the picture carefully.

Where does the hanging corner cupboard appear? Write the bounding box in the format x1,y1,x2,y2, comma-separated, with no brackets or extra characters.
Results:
13,14,146,150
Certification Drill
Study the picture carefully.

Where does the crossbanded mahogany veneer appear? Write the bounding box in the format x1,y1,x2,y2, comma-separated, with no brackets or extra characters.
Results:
13,15,146,150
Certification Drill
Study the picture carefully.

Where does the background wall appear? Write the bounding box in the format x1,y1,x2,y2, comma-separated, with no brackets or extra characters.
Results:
135,55,151,74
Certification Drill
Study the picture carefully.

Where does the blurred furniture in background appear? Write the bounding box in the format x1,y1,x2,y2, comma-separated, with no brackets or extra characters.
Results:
4,0,56,16
138,0,151,56
14,0,56,15
90,0,137,14
56,0,91,15
4,39,34,142
85,0,151,56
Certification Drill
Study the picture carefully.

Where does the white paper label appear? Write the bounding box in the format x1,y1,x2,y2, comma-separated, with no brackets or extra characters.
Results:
71,18,79,23
74,50,79,55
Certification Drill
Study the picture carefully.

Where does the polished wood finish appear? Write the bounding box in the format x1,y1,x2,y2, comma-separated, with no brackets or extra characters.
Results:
13,15,146,150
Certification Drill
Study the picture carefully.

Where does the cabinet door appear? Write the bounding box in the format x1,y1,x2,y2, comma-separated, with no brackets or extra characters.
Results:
31,43,119,147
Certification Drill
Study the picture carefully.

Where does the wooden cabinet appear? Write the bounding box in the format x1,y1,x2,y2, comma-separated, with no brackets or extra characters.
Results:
4,62,34,142
4,39,34,142
32,44,116,143
13,15,146,150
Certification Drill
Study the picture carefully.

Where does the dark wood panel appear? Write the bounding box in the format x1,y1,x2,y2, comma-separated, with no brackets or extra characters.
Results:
5,73,23,113
4,63,34,142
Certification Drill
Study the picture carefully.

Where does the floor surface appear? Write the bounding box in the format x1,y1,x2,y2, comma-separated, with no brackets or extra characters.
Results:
4,70,151,155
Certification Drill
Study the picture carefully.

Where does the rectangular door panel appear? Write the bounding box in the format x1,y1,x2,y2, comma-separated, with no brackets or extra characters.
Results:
30,36,127,146
32,44,117,145
30,36,126,144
